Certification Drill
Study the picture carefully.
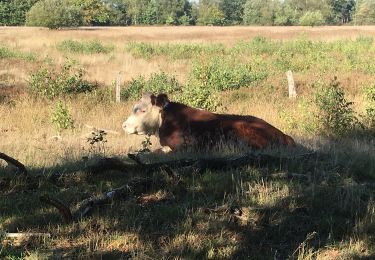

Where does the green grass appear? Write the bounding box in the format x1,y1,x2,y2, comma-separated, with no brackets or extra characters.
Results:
2,35,375,259
126,41,225,60
0,45,36,62
1,138,375,259
57,40,114,54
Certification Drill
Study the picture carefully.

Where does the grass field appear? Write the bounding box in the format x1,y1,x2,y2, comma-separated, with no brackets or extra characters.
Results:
1,26,375,259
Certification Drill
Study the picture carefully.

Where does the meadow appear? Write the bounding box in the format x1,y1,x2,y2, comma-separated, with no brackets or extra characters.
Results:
1,26,375,259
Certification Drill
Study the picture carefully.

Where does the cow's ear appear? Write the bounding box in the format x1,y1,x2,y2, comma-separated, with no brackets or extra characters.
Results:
150,94,156,105
142,92,156,105
156,94,170,108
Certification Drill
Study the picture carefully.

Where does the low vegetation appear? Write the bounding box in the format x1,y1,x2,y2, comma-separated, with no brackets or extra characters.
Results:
57,40,114,54
0,45,36,62
28,60,98,99
1,28,375,259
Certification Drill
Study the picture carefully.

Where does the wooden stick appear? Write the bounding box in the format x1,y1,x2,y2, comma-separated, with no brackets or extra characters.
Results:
286,70,297,98
40,178,152,222
40,195,73,223
84,124,120,135
0,152,28,176
4,233,51,238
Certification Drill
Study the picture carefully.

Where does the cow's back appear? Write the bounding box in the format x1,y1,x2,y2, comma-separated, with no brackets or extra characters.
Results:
158,102,295,150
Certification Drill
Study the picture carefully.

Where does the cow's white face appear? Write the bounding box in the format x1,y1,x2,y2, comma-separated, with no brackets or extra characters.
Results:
122,93,162,136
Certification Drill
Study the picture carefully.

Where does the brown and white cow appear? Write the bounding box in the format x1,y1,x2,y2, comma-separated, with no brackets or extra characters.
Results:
122,93,295,152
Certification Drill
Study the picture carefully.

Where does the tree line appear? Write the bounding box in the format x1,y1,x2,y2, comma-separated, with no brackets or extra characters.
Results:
0,0,374,28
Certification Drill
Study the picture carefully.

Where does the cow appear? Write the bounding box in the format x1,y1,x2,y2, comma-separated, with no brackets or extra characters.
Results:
122,93,296,152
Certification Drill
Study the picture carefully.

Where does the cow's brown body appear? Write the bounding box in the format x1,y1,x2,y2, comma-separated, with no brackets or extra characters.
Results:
122,93,295,151
158,101,295,150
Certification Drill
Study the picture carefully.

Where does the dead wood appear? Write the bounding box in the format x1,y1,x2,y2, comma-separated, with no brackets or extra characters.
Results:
40,177,152,222
4,233,51,238
84,157,131,175
129,152,314,174
0,152,28,176
84,124,120,135
40,195,73,223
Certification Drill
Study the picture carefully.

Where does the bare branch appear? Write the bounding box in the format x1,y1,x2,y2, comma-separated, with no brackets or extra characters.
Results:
0,152,28,176
40,195,73,223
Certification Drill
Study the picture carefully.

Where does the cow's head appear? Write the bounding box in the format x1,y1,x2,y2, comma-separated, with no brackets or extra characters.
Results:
122,93,169,136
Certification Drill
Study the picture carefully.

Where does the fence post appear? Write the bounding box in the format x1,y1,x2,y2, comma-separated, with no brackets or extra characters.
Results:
286,70,297,98
115,72,122,103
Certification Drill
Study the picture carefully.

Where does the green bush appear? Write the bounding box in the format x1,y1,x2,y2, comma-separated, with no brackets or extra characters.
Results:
314,78,359,136
299,11,325,26
51,100,74,134
126,42,225,60
363,84,375,130
174,82,220,112
57,40,114,54
26,0,82,29
189,56,267,91
28,60,97,99
121,72,181,100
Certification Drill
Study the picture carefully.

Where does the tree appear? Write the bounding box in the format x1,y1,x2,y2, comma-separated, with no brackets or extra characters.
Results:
123,0,157,25
243,0,277,25
26,0,82,29
283,0,331,23
274,4,298,25
197,0,225,25
69,0,112,25
0,0,39,25
329,0,356,24
219,0,246,25
299,10,325,26
155,0,189,24
354,0,375,25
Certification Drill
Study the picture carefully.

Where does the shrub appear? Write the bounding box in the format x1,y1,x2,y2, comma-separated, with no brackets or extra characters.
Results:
363,84,375,131
126,42,225,60
314,77,359,136
121,72,181,100
28,60,97,99
299,11,325,26
174,82,220,112
189,56,267,91
26,0,82,29
51,100,74,134
57,40,114,54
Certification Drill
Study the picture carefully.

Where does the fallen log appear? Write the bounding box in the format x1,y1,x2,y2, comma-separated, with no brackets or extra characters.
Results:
40,177,152,222
84,157,131,175
127,152,317,173
0,152,28,176
39,195,73,223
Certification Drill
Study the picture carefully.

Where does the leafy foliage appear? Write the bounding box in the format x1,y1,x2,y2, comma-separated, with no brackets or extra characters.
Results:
51,100,75,133
121,72,181,100
26,0,83,29
0,45,36,61
174,82,220,111
189,56,267,91
28,60,97,99
314,77,359,136
299,11,325,26
363,84,375,131
126,42,225,60
355,0,375,25
1,0,374,26
57,40,114,54
87,129,108,155
243,0,278,25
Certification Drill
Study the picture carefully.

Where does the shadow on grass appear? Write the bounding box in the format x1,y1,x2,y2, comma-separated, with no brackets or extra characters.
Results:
1,137,375,259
